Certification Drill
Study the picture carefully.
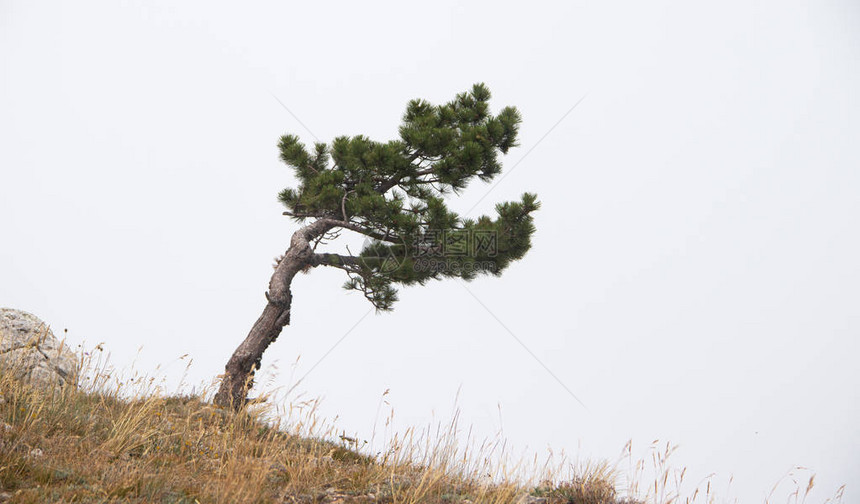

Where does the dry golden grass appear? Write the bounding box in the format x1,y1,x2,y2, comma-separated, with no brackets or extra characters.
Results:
0,347,629,504
0,345,846,504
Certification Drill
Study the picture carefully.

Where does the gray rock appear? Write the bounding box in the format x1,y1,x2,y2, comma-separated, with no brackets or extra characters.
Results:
0,308,78,388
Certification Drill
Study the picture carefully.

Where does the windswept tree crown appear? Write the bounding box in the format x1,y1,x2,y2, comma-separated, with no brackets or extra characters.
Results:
277,83,539,310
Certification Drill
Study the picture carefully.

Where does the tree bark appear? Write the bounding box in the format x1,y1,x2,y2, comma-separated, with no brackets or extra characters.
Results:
214,219,334,409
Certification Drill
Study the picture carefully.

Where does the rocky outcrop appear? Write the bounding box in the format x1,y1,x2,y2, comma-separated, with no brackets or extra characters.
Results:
0,308,77,388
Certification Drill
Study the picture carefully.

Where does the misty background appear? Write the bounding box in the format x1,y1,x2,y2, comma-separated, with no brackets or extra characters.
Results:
2,1,858,501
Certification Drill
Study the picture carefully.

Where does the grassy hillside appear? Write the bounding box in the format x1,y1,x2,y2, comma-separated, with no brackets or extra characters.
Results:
0,351,843,504
0,353,626,504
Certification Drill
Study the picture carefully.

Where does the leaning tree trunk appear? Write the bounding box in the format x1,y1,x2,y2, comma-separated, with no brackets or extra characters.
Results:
214,219,333,409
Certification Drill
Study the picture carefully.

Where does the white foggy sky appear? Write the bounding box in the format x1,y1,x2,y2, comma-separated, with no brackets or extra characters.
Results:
1,1,858,501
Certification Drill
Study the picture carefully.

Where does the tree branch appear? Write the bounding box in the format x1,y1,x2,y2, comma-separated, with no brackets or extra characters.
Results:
375,165,437,194
310,253,361,270
341,189,355,222
282,210,328,219
311,218,401,244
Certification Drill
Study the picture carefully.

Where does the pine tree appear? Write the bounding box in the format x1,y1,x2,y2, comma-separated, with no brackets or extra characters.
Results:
214,84,540,409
